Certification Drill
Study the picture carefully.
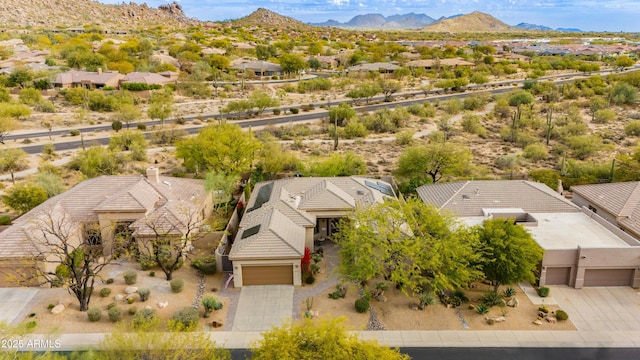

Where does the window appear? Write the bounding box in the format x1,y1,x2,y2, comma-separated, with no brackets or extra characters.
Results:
86,229,102,246
588,205,598,214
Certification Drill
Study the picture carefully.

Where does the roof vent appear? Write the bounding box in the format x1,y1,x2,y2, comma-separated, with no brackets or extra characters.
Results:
462,195,471,200
163,180,172,186
356,190,365,195
474,188,480,195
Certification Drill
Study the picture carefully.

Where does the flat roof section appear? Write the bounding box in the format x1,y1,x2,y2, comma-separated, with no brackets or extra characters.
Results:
462,212,631,250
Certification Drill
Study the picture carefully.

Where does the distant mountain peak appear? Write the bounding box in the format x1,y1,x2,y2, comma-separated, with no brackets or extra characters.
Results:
310,12,435,30
422,12,512,32
233,8,310,29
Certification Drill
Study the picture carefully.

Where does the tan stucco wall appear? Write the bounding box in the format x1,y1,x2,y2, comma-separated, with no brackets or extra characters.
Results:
572,194,620,228
232,259,301,287
97,211,146,255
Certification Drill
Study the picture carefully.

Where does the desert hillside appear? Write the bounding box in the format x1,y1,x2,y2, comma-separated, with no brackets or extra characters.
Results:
423,11,514,32
0,0,198,28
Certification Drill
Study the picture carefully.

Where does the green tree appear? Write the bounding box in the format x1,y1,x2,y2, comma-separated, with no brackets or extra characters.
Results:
7,67,33,88
395,143,472,183
303,152,366,177
3,183,48,214
116,103,142,129
254,134,300,179
0,116,18,144
614,55,635,71
147,88,174,126
0,103,32,120
329,103,357,127
278,53,307,77
108,130,148,161
18,87,42,105
176,123,261,176
0,148,29,184
251,318,409,360
610,83,637,105
378,79,401,102
508,91,535,107
476,218,543,292
250,90,280,114
68,146,124,178
346,82,381,105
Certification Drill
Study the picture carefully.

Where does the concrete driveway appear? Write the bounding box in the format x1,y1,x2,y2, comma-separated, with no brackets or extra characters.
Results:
0,288,40,325
551,286,640,331
232,285,294,331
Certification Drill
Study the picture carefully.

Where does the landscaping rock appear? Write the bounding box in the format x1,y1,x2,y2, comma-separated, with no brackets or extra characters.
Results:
493,316,506,322
545,316,557,323
157,301,168,308
50,304,65,315
124,286,139,294
507,298,519,307
57,299,71,307
114,294,124,301
533,319,543,325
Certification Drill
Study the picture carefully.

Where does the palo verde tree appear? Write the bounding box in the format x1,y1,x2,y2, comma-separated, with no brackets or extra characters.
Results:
395,142,473,183
0,148,29,184
475,218,544,292
251,318,409,360
335,198,482,297
29,209,120,311
176,123,262,176
147,87,173,126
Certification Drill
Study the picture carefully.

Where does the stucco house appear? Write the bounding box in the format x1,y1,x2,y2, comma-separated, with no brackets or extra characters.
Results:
120,71,178,87
230,60,283,77
53,69,124,89
227,177,395,287
347,62,400,74
0,168,213,287
417,180,640,289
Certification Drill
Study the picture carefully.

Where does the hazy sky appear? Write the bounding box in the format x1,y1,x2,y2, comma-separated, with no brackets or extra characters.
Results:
96,0,640,32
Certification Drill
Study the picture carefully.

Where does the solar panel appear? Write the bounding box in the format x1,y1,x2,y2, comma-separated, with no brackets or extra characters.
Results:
247,182,274,212
241,225,261,239
376,181,395,197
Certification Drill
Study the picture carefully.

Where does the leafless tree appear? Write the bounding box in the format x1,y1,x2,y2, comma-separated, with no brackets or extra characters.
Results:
29,210,119,311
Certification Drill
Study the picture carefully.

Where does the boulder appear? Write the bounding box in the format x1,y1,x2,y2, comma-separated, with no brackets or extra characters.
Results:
507,298,519,307
50,304,66,315
114,294,124,302
157,301,168,308
533,319,543,325
124,286,138,294
493,316,506,323
56,299,72,307
545,316,557,324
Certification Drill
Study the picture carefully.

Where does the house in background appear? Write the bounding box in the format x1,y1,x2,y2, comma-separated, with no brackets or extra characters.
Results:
120,71,178,87
417,180,640,289
230,60,283,77
571,182,640,240
53,69,124,89
347,62,400,74
227,177,396,287
0,168,213,287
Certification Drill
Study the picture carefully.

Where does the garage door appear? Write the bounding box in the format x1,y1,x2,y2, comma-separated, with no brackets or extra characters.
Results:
583,269,634,287
545,267,571,285
242,265,293,286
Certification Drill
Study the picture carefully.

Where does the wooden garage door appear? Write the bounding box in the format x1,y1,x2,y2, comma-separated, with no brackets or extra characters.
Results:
242,265,293,286
545,267,571,285
583,269,634,287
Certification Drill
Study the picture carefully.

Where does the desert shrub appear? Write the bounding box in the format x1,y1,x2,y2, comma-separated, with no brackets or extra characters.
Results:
460,113,486,137
450,289,469,306
87,307,102,322
132,308,157,329
289,107,299,114
304,273,316,285
149,272,155,277
190,255,217,275
172,307,199,328
328,284,347,299
395,130,414,145
170,279,184,293
47,304,55,310
25,321,37,330
538,305,549,313
105,278,114,284
138,256,158,270
503,287,517,298
625,120,640,136
310,263,320,275
107,303,116,310
481,291,503,307
138,288,150,302
567,135,604,160
69,129,80,136
137,123,147,131
128,307,137,316
108,306,122,322
555,309,569,321
127,297,135,304
523,143,548,162
312,253,322,263
475,304,489,314
343,119,368,139
354,297,369,313
99,288,112,298
418,292,436,308
537,286,550,297
123,270,137,285
0,216,11,225
202,296,223,312
272,108,281,115
593,109,616,124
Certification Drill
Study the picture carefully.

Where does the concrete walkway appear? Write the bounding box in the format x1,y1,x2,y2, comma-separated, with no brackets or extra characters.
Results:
0,288,40,325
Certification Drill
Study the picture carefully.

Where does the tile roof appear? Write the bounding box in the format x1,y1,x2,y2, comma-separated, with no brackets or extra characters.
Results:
0,174,207,259
121,72,174,85
417,180,580,216
231,176,394,261
571,182,640,237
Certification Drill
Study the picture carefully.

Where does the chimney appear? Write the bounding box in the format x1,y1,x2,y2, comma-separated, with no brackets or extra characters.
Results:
146,167,160,183
97,68,102,75
557,179,563,194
